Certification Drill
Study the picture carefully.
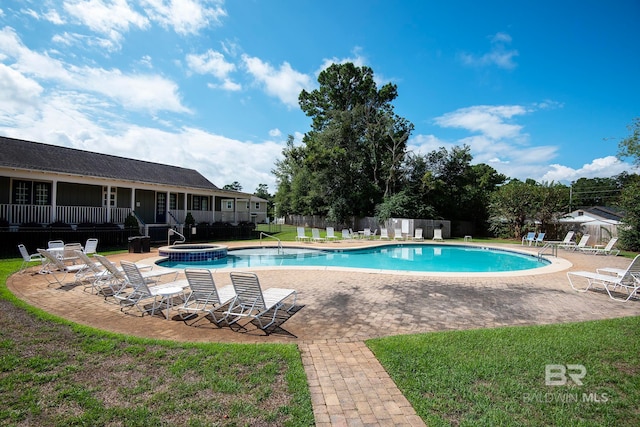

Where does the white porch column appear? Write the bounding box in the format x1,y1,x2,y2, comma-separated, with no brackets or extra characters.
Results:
51,179,58,223
234,197,238,223
130,188,136,213
183,192,188,222
106,185,112,223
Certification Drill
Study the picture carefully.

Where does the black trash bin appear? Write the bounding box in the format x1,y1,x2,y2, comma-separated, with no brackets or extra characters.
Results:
128,236,141,253
140,236,151,253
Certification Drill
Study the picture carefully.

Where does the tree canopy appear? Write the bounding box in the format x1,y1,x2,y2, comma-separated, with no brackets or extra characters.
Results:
274,63,412,223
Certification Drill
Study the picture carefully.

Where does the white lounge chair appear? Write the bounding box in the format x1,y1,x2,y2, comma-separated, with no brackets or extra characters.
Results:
311,228,325,242
393,228,404,240
433,229,444,241
73,250,110,293
557,231,576,250
119,261,188,316
412,228,424,241
17,244,44,273
179,269,236,326
579,237,620,256
341,229,353,240
227,271,297,332
61,243,84,264
379,228,389,240
93,255,162,300
567,255,640,302
325,227,338,241
83,238,99,255
37,248,90,287
362,228,372,239
47,240,64,249
296,227,310,242
572,234,591,251
522,232,536,246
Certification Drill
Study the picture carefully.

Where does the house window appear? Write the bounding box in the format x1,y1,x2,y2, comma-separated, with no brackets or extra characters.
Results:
34,183,49,205
14,181,30,204
192,195,209,211
169,193,177,210
226,201,233,210
255,202,260,210
102,187,116,207
13,180,51,205
246,202,250,210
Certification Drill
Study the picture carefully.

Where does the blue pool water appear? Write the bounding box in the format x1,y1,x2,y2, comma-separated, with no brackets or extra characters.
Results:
158,244,549,273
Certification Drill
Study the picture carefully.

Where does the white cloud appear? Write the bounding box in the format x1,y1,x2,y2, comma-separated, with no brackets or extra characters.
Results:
0,63,43,115
141,0,226,35
186,49,235,79
242,54,313,107
541,156,634,182
434,105,529,140
269,128,281,137
0,26,189,113
63,0,150,48
460,31,519,70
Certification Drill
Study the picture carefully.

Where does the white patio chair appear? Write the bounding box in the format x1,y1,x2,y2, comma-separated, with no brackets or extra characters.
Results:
296,227,310,242
567,255,640,302
83,238,99,255
433,229,444,241
325,227,338,241
73,250,109,293
362,228,372,239
341,229,353,240
413,228,424,241
17,244,44,274
393,228,403,240
311,228,325,242
37,248,89,287
379,228,389,239
571,234,591,251
556,231,576,250
179,269,236,326
226,271,297,332
61,243,84,264
579,237,620,256
118,261,187,316
47,240,64,249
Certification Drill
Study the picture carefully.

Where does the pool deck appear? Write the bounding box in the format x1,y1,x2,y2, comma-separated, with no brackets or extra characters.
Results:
7,240,640,427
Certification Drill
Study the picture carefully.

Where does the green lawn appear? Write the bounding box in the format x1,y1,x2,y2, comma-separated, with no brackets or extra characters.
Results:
368,319,640,426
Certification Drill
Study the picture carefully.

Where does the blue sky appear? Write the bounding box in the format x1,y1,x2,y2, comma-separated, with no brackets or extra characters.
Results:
1,0,638,193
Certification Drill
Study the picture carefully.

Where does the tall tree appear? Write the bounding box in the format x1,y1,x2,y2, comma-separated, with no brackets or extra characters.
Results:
489,180,537,239
617,117,640,165
223,181,242,191
274,63,413,223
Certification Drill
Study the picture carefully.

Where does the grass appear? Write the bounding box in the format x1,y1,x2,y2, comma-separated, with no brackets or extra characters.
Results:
0,259,314,426
367,319,640,426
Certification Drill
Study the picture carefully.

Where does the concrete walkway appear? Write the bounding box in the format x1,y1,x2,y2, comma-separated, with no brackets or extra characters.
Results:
7,242,640,426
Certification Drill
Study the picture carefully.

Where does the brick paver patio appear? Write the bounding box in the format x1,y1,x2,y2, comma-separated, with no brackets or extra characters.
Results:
7,241,640,426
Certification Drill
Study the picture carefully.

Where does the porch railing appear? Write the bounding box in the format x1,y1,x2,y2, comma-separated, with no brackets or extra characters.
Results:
0,204,51,224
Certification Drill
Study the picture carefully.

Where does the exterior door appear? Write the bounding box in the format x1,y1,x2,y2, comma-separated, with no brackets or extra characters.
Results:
156,192,166,223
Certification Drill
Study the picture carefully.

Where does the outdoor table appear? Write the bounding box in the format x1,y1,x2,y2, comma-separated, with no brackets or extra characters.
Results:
155,286,185,321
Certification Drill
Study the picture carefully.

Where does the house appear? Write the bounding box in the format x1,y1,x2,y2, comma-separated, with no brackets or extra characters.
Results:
0,136,268,234
559,206,623,243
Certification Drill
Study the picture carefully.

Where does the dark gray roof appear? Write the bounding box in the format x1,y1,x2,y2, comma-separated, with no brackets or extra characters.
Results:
0,136,219,191
584,206,624,221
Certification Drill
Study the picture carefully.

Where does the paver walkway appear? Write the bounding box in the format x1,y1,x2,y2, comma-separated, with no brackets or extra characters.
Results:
7,242,640,426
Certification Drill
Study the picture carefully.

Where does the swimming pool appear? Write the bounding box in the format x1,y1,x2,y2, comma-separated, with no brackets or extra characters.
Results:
158,244,550,273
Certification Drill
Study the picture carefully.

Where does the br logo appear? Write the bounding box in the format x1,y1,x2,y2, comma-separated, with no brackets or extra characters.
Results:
545,364,586,386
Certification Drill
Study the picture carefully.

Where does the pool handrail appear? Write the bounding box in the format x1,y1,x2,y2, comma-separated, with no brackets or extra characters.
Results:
260,232,283,254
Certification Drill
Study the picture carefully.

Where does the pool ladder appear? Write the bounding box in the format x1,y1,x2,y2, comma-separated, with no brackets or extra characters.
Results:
260,232,284,254
537,242,558,259
168,228,186,246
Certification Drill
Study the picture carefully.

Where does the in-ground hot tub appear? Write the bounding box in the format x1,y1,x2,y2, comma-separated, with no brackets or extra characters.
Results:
158,244,228,263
